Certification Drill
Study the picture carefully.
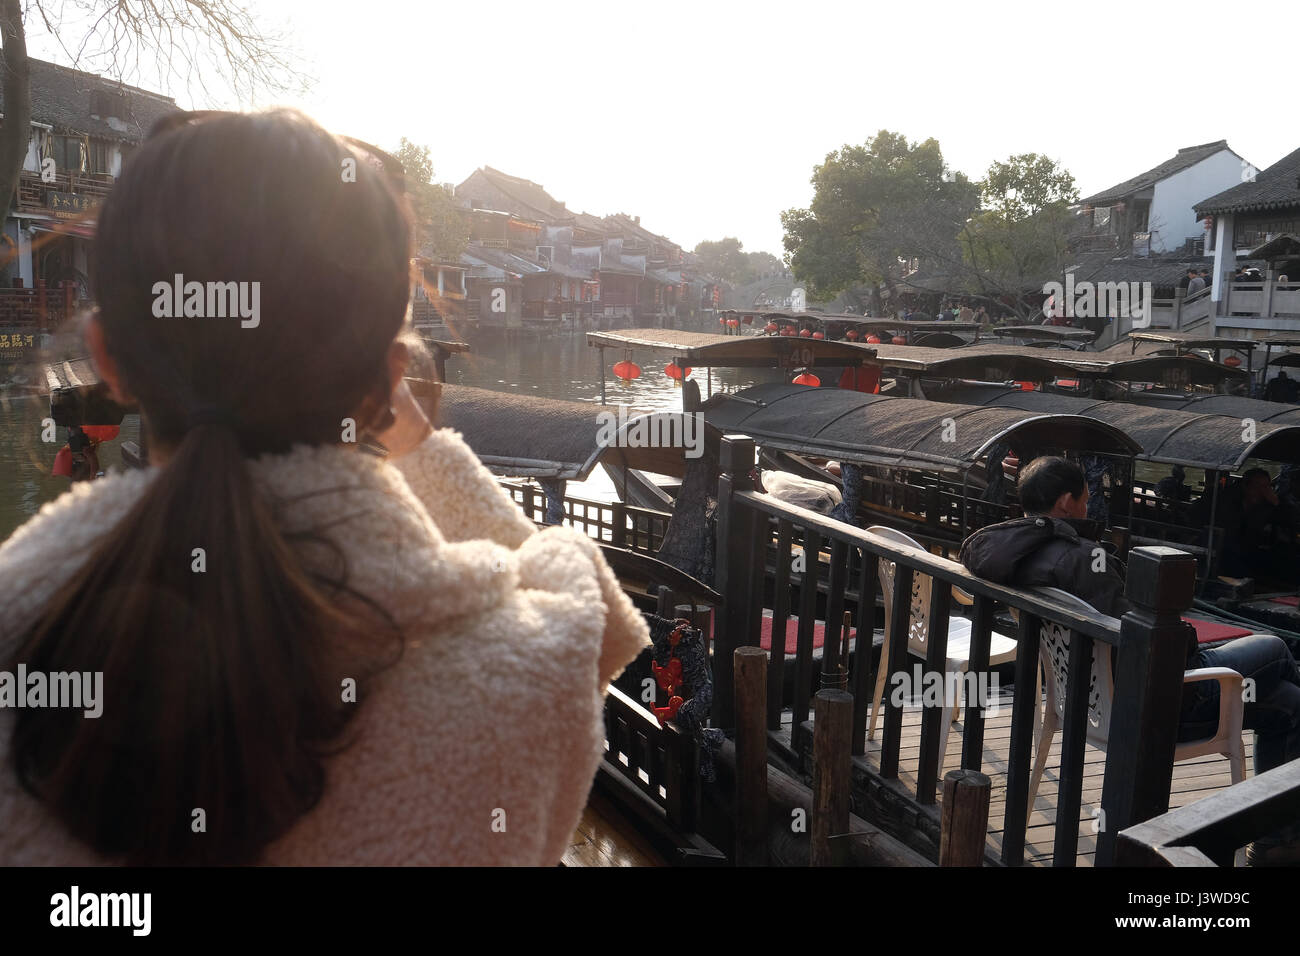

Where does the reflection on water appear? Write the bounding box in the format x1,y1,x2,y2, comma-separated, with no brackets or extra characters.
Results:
0,324,775,539
0,390,142,541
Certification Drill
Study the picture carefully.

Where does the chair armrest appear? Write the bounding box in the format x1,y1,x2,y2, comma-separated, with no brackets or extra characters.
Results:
951,585,975,606
1183,667,1245,740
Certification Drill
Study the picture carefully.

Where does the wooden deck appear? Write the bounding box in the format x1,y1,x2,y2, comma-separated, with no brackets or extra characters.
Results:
561,788,669,867
850,693,1253,866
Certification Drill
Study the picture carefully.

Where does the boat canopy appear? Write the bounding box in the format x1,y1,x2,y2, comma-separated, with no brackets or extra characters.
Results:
1127,330,1258,352
856,343,1076,382
1084,355,1250,388
439,384,720,480
585,328,870,368
699,382,1137,475
1122,391,1300,427
989,326,1098,343
941,385,1300,470
721,310,980,335
858,343,1248,389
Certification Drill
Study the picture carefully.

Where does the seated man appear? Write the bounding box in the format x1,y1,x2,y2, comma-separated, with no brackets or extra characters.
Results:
959,457,1300,862
1191,468,1294,583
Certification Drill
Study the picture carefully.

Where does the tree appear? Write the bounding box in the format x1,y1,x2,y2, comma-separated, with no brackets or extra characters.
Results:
0,0,302,221
781,130,979,306
693,237,752,285
955,154,1079,317
392,137,467,261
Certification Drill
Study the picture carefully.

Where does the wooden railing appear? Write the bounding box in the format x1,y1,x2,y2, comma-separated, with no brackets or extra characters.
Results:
16,169,113,214
0,280,84,330
712,434,1195,866
1117,758,1300,865
499,480,670,553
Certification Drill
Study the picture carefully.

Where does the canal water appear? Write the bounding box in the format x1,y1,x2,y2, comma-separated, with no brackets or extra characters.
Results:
0,324,779,540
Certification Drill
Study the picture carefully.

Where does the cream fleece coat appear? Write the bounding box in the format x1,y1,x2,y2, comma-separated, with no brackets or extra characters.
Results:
0,429,650,865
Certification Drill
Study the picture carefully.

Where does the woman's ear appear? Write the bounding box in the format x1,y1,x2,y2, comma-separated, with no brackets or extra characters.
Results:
85,312,133,404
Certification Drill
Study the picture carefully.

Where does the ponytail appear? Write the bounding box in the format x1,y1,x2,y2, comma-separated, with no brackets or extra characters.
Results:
11,423,382,864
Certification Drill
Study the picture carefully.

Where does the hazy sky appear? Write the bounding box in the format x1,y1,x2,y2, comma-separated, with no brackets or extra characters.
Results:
24,0,1297,258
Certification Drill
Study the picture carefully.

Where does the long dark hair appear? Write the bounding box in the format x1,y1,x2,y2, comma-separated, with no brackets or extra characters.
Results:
10,111,413,864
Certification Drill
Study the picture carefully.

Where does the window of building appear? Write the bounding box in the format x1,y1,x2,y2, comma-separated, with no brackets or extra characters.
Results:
87,140,111,175
1093,206,1111,229
51,136,85,174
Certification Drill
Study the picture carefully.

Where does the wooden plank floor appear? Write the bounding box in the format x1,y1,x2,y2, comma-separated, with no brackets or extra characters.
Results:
850,693,1253,866
561,788,668,867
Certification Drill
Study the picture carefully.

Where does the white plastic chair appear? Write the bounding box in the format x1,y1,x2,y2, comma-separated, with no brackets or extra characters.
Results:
1024,586,1247,828
866,525,1019,778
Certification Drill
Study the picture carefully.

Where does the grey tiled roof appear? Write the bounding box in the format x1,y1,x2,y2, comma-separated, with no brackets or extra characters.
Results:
0,54,178,143
1081,141,1236,206
1195,146,1300,217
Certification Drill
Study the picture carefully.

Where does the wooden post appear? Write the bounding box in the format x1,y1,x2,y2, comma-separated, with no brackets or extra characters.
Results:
810,689,853,866
610,502,628,549
1096,546,1197,866
734,646,770,866
939,769,991,866
713,435,755,727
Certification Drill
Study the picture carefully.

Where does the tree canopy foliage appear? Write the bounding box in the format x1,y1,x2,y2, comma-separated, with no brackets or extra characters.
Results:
781,131,1078,318
394,137,467,261
693,237,785,286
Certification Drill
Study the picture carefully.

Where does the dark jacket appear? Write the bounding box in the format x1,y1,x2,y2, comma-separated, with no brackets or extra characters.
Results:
959,515,1133,618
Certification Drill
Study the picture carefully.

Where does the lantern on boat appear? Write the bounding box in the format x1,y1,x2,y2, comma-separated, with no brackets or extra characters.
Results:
891,336,907,345
765,322,778,334
727,318,740,329
846,329,860,341
799,328,812,338
80,425,121,442
1224,356,1242,368
664,362,692,380
613,360,642,381
866,335,882,344
812,331,825,340
792,372,821,387
1015,381,1035,391
719,316,727,325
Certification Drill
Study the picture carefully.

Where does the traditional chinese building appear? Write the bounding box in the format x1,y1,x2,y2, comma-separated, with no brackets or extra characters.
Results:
0,55,177,329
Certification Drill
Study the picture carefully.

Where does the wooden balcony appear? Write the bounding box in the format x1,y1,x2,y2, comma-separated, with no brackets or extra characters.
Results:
17,169,113,217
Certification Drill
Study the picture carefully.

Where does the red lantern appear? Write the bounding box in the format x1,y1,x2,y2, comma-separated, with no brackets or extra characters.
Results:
613,360,642,381
812,331,825,340
665,363,692,380
1224,356,1242,368
727,318,740,329
719,316,727,325
866,335,882,344
80,425,121,442
792,372,821,387
799,328,812,338
846,329,860,341
891,336,907,345
765,322,778,334
1015,381,1035,391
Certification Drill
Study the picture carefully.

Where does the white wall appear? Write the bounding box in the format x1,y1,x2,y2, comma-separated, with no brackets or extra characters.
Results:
1149,150,1243,253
